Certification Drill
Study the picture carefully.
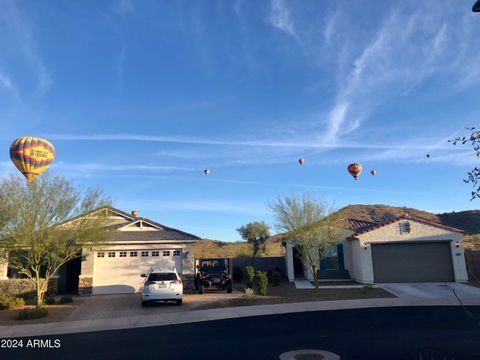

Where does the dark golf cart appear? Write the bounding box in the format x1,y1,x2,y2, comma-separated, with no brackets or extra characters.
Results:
194,258,232,294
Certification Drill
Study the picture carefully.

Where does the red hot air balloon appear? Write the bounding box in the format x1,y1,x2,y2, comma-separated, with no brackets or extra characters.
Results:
370,170,376,176
204,169,210,176
348,163,362,180
10,137,55,183
298,158,305,165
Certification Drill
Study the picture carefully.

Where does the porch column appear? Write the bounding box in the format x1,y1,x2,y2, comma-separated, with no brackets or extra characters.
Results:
0,256,8,280
286,241,294,282
78,247,94,295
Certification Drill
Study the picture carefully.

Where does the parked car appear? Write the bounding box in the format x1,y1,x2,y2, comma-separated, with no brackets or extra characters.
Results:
141,268,183,306
194,258,232,294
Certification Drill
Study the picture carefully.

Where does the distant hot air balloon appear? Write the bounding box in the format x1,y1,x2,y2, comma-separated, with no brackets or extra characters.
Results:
298,158,305,165
204,169,210,176
348,163,362,180
426,154,430,158
370,170,376,176
10,137,55,183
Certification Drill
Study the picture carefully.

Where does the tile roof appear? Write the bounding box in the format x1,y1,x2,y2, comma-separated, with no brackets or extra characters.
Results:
110,230,199,242
351,214,465,237
344,218,377,232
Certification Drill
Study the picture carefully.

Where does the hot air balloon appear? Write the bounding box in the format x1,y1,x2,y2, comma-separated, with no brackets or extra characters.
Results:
298,158,305,165
426,154,430,158
370,170,376,176
10,137,55,183
347,163,362,180
204,169,210,176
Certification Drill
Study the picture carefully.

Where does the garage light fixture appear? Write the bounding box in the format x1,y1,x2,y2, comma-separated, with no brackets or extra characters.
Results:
456,240,460,248
363,243,368,250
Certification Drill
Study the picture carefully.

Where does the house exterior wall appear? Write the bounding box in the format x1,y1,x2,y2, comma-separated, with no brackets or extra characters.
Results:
353,220,468,283
0,257,8,280
79,247,94,295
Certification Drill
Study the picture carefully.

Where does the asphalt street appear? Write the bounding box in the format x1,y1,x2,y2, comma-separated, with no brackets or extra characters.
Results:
1,306,480,360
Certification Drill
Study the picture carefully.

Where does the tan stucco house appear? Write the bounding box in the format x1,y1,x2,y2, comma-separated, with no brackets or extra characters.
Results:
285,215,468,284
0,206,201,295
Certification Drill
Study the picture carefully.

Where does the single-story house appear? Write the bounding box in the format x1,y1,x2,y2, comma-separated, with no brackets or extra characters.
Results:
284,215,468,284
0,206,201,295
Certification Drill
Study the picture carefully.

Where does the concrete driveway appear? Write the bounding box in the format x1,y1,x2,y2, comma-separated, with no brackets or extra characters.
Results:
380,283,480,300
68,290,242,321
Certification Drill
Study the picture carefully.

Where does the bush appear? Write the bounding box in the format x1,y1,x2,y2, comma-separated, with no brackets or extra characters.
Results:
244,288,254,297
59,296,73,304
0,294,25,310
17,307,48,320
232,267,243,283
256,271,268,296
0,279,37,300
270,271,281,286
245,266,255,288
44,296,55,305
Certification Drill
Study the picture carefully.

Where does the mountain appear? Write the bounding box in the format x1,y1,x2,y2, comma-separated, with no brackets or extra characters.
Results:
194,204,480,257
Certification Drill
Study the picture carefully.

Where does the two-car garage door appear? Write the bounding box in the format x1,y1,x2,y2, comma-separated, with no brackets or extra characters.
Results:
92,249,182,295
371,242,455,283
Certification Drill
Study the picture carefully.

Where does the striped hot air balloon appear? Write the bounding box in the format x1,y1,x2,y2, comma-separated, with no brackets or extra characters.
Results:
10,137,55,183
204,169,210,176
347,163,362,180
298,158,305,165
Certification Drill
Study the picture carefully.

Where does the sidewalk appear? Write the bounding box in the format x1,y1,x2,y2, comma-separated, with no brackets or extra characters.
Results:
1,297,479,339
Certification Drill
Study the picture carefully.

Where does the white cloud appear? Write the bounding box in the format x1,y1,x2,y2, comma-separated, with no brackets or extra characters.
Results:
0,71,18,98
269,0,296,38
111,0,133,16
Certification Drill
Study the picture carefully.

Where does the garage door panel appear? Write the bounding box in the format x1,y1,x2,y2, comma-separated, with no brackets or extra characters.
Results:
92,250,181,295
371,242,454,283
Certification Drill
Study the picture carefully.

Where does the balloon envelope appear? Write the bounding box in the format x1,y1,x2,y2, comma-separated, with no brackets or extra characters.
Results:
370,170,376,176
298,158,304,165
348,163,362,180
204,169,210,176
10,137,55,183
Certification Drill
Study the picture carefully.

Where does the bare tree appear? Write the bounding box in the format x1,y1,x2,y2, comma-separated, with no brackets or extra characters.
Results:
269,194,343,292
0,174,110,307
450,127,480,200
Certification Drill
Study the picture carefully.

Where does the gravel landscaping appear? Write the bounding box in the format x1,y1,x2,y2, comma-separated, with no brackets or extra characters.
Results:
191,281,395,310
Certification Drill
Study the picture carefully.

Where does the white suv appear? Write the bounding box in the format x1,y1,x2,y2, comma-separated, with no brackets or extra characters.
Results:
141,268,183,306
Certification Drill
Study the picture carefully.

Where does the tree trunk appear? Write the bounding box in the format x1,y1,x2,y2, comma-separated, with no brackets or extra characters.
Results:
36,276,43,308
312,265,319,293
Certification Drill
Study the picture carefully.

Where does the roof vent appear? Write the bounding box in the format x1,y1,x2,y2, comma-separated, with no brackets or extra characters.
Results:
131,210,139,217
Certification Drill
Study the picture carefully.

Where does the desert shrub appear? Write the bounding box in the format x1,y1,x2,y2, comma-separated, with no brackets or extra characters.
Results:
0,294,25,310
0,279,36,300
232,267,243,283
245,266,255,288
256,271,268,296
17,307,48,320
44,296,56,305
59,296,73,304
244,288,254,297
270,271,281,286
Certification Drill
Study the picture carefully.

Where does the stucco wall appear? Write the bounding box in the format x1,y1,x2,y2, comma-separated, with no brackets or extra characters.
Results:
354,219,467,283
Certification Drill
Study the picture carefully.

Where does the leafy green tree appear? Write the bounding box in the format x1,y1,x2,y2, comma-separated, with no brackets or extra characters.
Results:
269,194,344,292
0,174,110,307
450,127,480,200
237,221,271,262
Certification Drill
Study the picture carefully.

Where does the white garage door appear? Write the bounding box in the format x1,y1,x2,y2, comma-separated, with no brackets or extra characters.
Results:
92,249,182,295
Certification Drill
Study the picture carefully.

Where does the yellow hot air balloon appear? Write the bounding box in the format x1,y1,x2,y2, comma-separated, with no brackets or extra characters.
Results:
10,137,55,183
348,163,362,180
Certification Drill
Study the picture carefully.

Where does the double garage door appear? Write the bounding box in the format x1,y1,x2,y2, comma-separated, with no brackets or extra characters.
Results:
371,242,455,283
92,249,182,295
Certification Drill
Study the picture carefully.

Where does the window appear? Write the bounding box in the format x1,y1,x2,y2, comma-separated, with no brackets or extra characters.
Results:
173,250,181,256
141,251,149,257
108,252,116,258
152,251,159,257
399,221,411,234
130,251,138,257
163,251,170,257
97,252,105,258
148,273,178,281
119,251,127,257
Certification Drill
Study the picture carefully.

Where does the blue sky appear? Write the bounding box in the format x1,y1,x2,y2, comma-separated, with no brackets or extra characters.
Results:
1,0,480,240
